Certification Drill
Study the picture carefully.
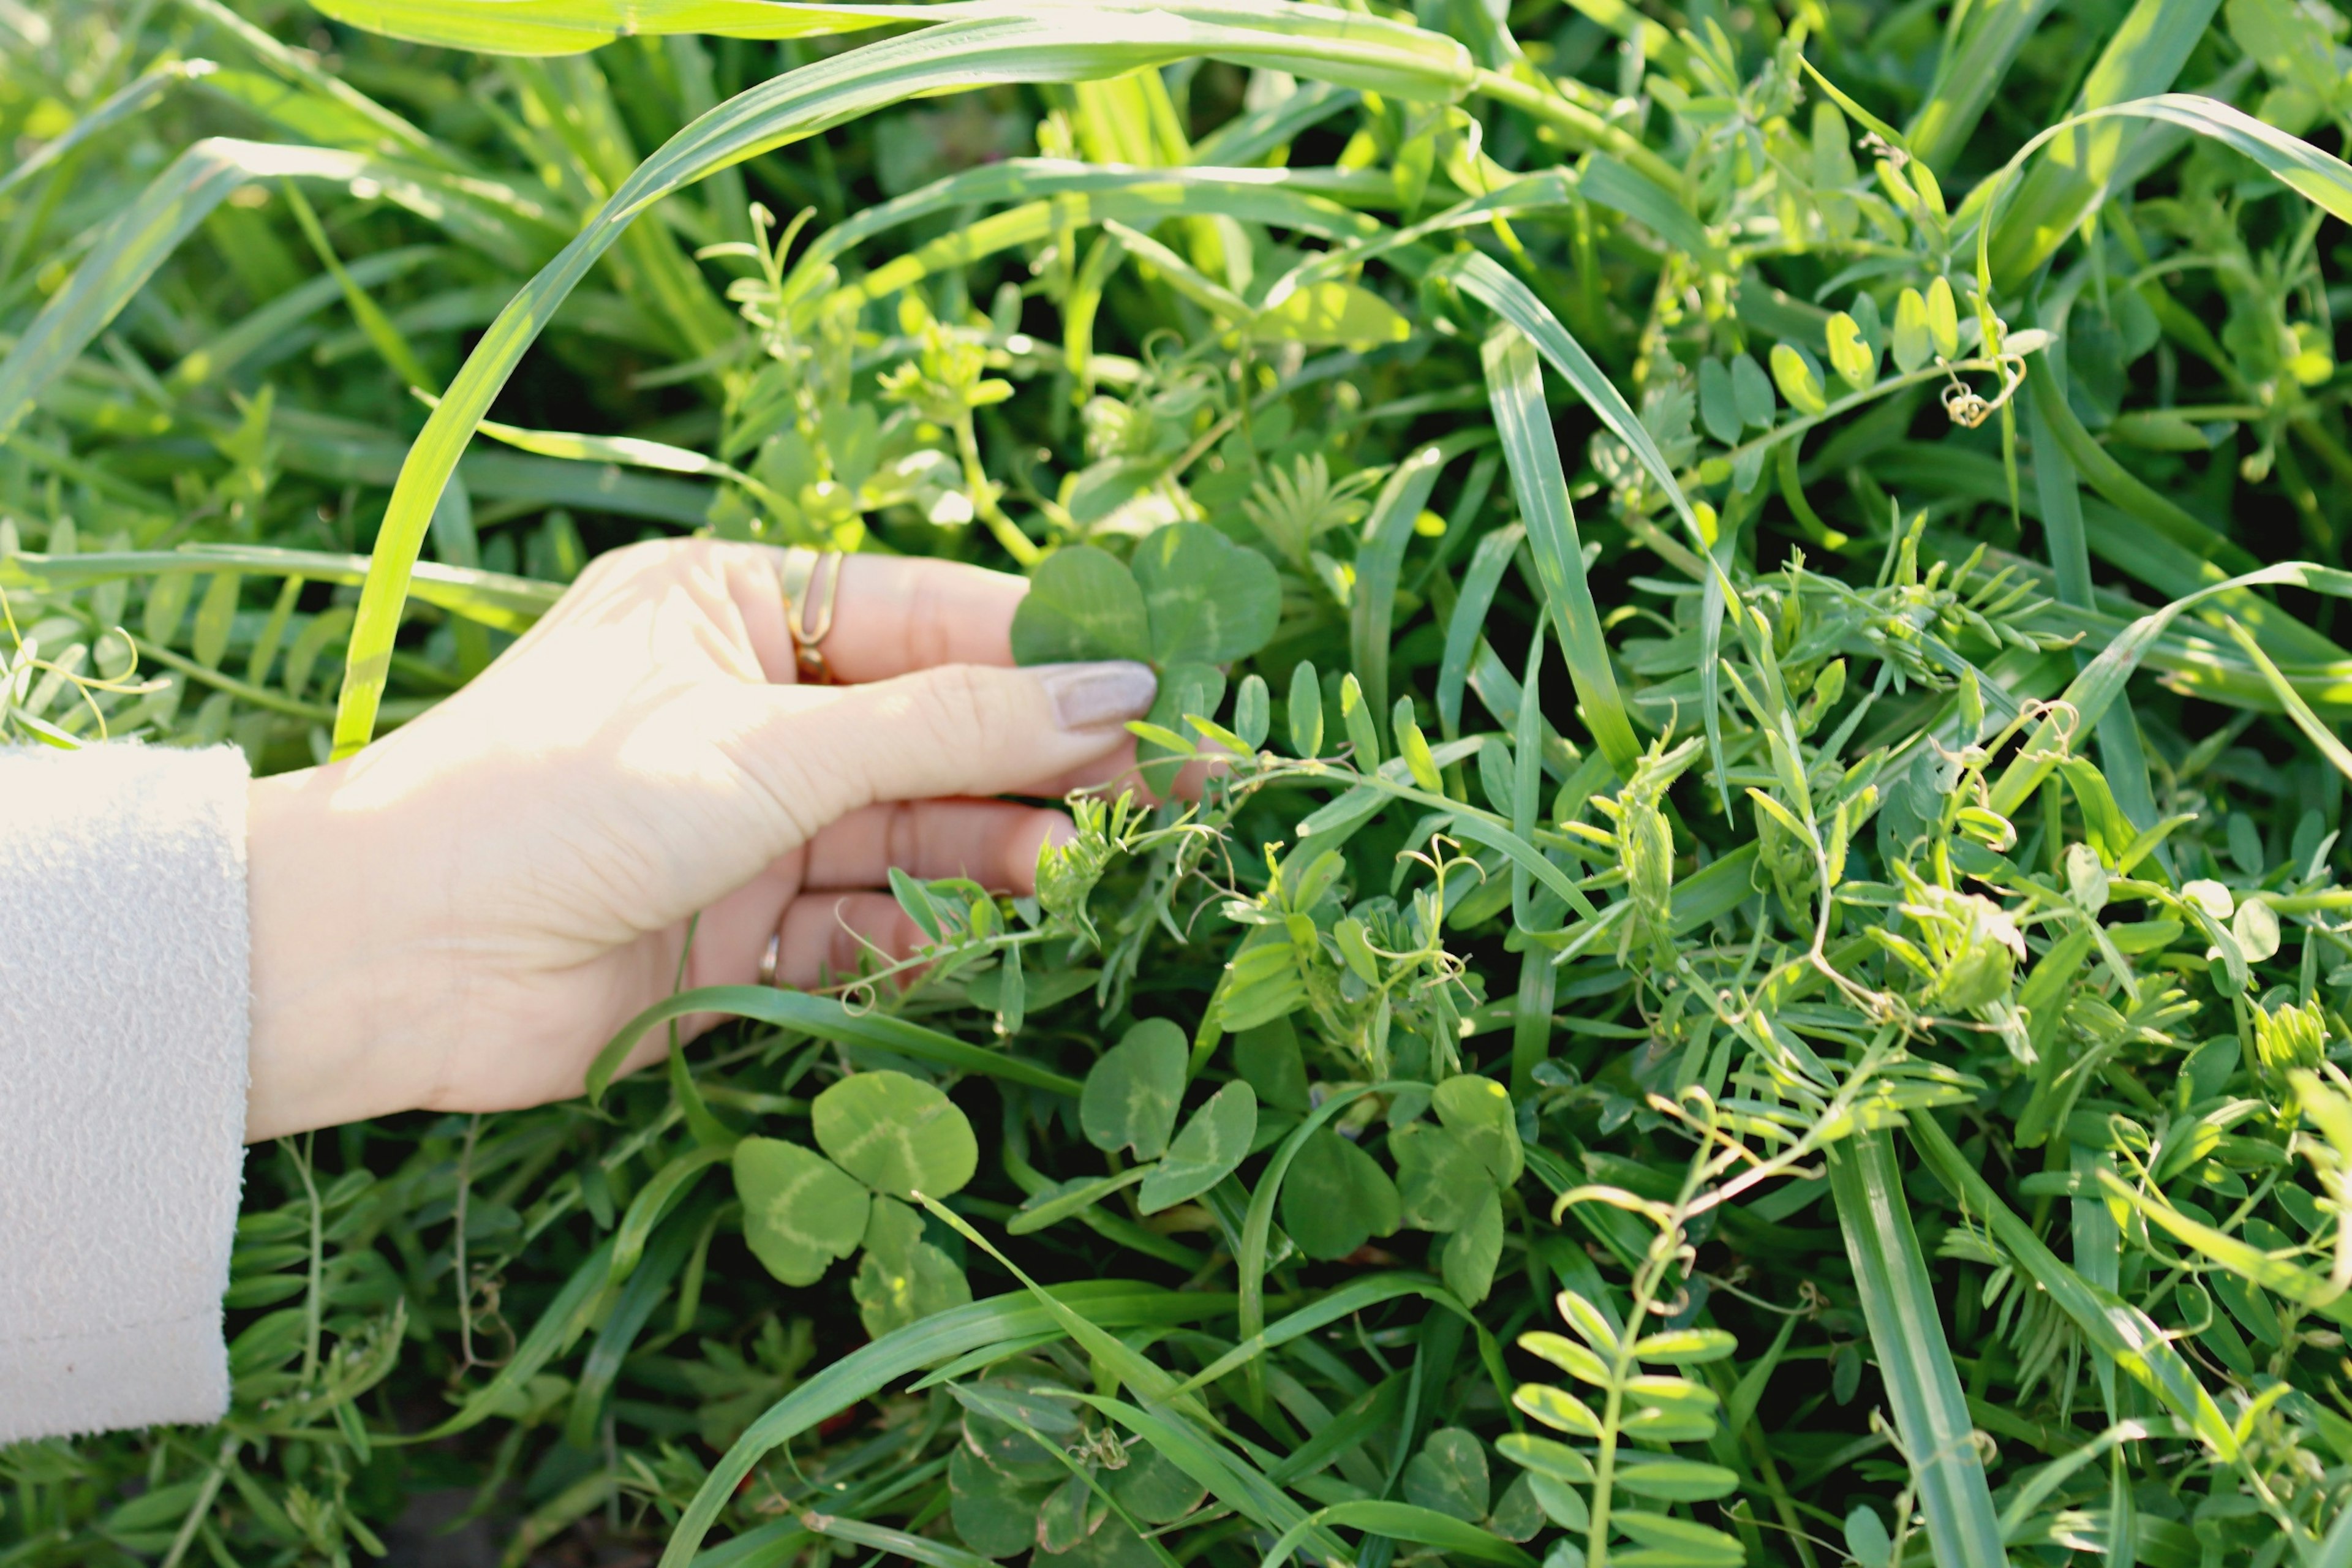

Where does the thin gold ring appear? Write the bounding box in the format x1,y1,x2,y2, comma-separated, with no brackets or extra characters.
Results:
779,549,845,684
757,930,782,989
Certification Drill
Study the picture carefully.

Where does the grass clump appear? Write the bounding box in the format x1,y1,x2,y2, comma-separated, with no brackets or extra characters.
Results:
10,1,2352,1566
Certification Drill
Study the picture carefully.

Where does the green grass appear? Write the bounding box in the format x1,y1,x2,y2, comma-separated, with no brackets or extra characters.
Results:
9,1,2352,1566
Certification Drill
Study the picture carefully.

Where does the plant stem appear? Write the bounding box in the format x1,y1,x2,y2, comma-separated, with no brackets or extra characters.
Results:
954,410,1041,566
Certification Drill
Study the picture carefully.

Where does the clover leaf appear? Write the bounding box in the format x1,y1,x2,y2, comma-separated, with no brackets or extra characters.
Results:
1007,545,1151,665
1137,1080,1257,1213
1431,1074,1523,1186
1080,1018,1188,1161
1392,1120,1494,1232
852,1195,972,1338
1011,522,1278,671
1280,1126,1401,1261
813,1069,978,1200
1129,523,1282,665
733,1137,870,1286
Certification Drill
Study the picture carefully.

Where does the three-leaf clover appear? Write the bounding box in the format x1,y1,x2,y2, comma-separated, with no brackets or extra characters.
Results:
732,1069,979,1335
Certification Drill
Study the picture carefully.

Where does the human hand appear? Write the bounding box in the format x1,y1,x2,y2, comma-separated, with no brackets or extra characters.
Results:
242,540,1156,1141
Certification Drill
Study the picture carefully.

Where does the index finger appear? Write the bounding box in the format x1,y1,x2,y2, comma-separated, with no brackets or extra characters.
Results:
794,552,1027,684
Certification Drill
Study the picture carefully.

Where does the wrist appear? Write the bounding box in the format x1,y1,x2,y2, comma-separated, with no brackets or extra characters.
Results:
245,767,423,1140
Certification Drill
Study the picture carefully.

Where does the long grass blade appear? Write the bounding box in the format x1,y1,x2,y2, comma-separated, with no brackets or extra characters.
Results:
587,985,1085,1101
1352,443,1447,724
1481,328,1638,778
1826,1128,2006,1568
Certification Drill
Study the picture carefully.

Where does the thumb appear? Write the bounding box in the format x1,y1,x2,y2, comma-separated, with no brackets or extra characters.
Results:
739,659,1158,832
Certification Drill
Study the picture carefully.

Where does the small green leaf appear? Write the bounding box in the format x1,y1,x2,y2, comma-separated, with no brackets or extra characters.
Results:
1610,1457,1741,1501
812,1071,978,1200
1341,671,1381,766
1770,341,1828,415
1555,1289,1621,1352
1395,696,1443,791
143,571,193,647
1232,1017,1310,1112
1518,1331,1610,1386
1139,660,1224,787
1632,1327,1739,1364
1612,1510,1744,1566
1844,1504,1892,1568
1394,1121,1496,1231
1137,1081,1257,1213
1926,276,1959,359
1288,659,1324,756
1496,1433,1594,1483
1009,545,1152,665
949,1446,1048,1559
1511,1382,1602,1437
1280,1126,1401,1259
1129,522,1281,665
733,1137,869,1286
1729,352,1776,429
1528,1474,1588,1531
1080,1018,1188,1161
1697,357,1742,445
192,571,240,669
1825,310,1877,390
1891,287,1932,372
1102,1441,1207,1525
1234,672,1270,750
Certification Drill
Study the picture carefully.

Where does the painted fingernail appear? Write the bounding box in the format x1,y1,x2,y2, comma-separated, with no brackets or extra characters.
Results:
1037,660,1157,731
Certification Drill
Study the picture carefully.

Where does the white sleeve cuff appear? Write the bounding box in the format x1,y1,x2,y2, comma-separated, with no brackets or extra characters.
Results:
0,744,251,1441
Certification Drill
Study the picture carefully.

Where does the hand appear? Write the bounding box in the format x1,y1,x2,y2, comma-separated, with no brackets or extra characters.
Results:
242,540,1156,1142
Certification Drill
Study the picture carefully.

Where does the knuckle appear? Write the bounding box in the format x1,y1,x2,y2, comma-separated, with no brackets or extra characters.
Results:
911,662,1000,745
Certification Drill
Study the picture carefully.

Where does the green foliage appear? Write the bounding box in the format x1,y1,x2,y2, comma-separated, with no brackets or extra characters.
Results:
18,2,2352,1567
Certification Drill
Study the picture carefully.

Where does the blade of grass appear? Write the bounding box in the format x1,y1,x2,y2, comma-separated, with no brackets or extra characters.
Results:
1481,328,1637,778
0,544,557,632
1825,1127,2007,1568
281,181,437,393
1989,560,2352,815
1434,521,1521,739
588,984,1084,1100
0,58,217,201
1353,442,1447,724
2024,371,2163,841
1906,0,2057,172
2222,616,2352,786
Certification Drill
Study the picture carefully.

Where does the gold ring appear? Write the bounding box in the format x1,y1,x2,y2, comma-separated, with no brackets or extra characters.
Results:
757,930,782,989
779,549,845,684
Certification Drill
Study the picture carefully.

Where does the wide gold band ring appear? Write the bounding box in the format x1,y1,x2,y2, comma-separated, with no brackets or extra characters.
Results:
778,549,845,684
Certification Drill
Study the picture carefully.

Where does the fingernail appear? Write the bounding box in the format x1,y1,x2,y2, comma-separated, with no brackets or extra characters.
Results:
1037,660,1157,731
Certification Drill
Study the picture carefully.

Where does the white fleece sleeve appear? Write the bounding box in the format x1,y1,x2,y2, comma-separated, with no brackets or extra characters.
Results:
0,744,251,1442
